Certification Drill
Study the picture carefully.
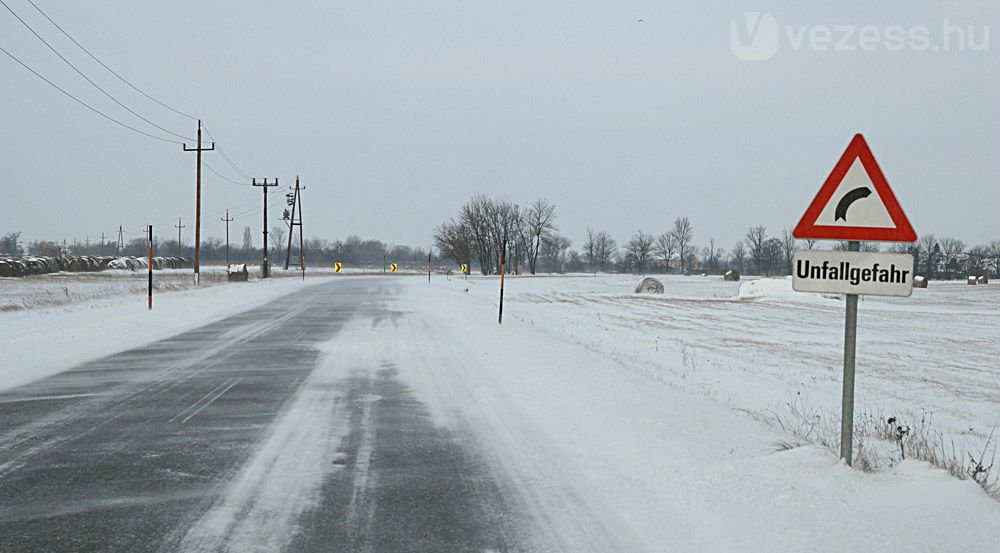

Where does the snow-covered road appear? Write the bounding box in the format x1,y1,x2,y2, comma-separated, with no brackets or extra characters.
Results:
1,275,998,552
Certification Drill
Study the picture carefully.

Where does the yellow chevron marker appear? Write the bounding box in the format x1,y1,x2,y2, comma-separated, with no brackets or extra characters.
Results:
460,264,468,273
390,263,398,272
335,262,342,273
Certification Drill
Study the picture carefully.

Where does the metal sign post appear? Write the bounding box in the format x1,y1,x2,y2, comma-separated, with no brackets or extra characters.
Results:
792,134,917,467
840,240,860,465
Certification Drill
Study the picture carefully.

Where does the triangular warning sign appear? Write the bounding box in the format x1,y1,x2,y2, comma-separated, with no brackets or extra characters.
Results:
793,134,916,242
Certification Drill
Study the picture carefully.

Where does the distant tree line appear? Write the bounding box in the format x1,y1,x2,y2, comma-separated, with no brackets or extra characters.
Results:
6,223,1000,279
0,229,428,268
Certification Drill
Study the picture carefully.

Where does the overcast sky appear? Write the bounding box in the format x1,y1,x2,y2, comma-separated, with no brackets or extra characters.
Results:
2,1,998,254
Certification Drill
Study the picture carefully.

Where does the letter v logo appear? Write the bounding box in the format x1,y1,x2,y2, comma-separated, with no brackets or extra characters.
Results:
730,12,780,61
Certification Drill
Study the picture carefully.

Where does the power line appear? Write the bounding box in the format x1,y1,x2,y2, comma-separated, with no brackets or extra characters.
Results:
0,0,195,141
203,161,250,186
0,45,180,143
201,124,251,179
22,0,198,121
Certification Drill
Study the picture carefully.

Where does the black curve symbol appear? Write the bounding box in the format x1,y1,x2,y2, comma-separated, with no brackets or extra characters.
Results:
835,187,872,222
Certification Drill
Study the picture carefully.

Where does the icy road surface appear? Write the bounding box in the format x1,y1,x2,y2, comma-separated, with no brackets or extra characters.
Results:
1,276,998,552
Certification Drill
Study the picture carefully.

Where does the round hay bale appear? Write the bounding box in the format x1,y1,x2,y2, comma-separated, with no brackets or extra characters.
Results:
107,257,130,270
0,259,12,277
724,270,740,282
967,276,978,285
977,275,988,285
68,257,87,272
913,275,928,288
635,277,664,294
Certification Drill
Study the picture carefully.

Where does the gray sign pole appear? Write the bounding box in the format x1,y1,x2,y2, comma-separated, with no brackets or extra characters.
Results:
840,240,861,466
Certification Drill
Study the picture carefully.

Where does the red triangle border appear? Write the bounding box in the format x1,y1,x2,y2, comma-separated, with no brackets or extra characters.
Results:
793,134,916,242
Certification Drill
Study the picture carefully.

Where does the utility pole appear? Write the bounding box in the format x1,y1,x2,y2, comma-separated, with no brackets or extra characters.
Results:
252,178,278,277
100,232,106,256
221,209,234,266
116,226,124,256
85,236,90,254
174,218,186,257
283,176,306,278
183,119,215,286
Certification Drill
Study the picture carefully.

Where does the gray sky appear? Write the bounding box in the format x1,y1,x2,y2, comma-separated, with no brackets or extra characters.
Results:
2,1,998,253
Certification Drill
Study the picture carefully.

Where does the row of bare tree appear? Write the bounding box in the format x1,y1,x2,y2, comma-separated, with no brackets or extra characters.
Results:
435,195,562,275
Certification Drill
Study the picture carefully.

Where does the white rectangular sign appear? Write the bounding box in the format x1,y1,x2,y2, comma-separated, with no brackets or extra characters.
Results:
792,250,914,297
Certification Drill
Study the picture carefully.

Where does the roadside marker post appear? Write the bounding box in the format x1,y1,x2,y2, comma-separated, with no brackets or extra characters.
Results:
147,225,153,311
792,134,916,466
498,250,506,325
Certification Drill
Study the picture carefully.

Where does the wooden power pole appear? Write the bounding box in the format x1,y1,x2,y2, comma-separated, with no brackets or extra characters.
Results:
221,209,234,266
253,178,278,277
174,218,185,257
183,120,214,285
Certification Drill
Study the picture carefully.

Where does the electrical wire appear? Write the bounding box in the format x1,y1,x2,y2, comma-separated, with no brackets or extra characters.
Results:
203,161,250,186
22,0,198,121
0,0,196,141
0,44,180,143
201,124,251,180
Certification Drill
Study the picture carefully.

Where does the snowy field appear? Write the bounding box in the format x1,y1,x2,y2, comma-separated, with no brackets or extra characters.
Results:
1,271,998,551
455,273,1000,480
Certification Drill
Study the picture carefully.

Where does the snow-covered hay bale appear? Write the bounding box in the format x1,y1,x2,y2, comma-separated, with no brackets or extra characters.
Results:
913,275,928,288
228,264,248,282
67,257,100,272
0,259,15,277
635,277,664,294
977,275,988,285
108,257,145,271
724,270,740,281
967,276,978,285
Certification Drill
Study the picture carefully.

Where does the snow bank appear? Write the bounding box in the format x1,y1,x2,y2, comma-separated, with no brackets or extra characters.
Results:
0,277,323,391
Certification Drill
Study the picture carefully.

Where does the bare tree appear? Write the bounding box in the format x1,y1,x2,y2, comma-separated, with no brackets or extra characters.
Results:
780,229,797,275
583,228,616,272
655,233,677,273
270,225,287,258
0,231,23,256
761,237,783,276
539,234,571,272
745,226,767,275
242,226,253,253
434,218,474,269
702,237,721,273
918,234,938,277
966,244,989,277
583,228,599,272
730,241,746,273
520,199,557,274
938,236,965,278
670,217,694,273
626,230,655,274
990,240,1000,278
595,231,617,272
